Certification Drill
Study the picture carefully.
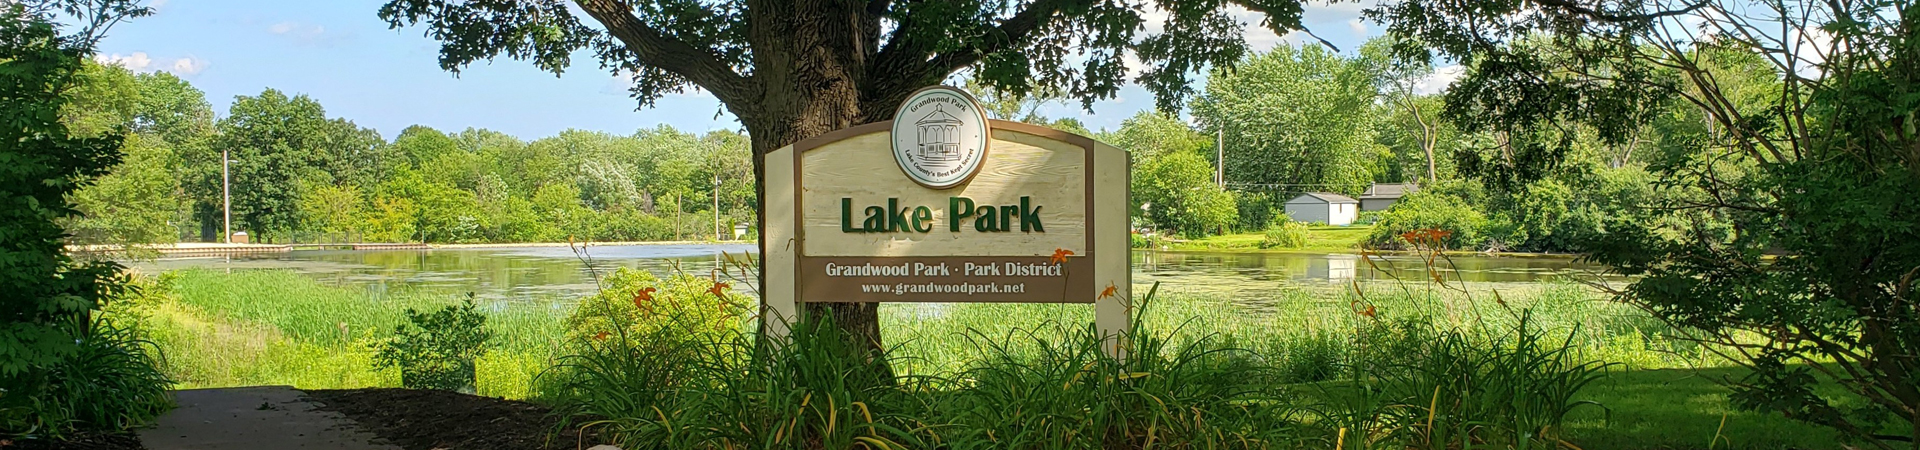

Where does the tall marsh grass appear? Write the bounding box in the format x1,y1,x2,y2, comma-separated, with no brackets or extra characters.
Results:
538,267,1654,449
120,269,563,398
120,260,1719,448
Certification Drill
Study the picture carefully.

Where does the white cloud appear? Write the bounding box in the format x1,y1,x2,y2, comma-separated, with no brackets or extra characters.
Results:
1133,4,1302,54
149,0,169,8
1347,19,1368,38
1227,6,1289,53
95,52,153,71
1413,65,1465,95
168,57,208,75
268,21,343,46
94,52,208,75
603,70,637,95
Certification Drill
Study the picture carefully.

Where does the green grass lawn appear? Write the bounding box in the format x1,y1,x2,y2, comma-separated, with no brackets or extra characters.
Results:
1565,366,1844,449
1162,225,1374,252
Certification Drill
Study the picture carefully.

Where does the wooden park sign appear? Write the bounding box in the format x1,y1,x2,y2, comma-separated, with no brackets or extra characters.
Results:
761,85,1132,346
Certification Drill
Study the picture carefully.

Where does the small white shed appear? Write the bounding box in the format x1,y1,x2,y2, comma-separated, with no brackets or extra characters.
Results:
1284,192,1360,226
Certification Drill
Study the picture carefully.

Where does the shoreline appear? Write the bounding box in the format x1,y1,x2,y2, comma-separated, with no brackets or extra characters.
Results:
80,240,1576,259
426,240,752,249
1142,246,1583,259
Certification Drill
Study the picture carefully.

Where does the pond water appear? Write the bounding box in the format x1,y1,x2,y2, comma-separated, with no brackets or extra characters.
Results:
126,244,1618,305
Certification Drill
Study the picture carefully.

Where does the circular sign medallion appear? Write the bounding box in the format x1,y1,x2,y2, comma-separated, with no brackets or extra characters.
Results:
891,86,991,189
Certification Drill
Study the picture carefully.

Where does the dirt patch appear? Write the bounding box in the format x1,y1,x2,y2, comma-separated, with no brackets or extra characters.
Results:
304,389,606,450
3,432,145,450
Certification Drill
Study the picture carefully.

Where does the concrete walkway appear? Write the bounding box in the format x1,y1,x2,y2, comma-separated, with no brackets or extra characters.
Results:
139,387,399,450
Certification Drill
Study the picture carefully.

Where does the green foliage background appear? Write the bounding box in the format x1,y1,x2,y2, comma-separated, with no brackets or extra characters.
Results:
1,2,171,439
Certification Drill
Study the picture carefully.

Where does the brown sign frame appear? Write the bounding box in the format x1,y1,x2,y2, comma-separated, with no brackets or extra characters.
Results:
790,120,1100,303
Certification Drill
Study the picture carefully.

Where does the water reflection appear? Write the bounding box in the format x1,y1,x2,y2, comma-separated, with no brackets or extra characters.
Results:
1131,250,1617,302
127,245,1613,306
127,244,754,302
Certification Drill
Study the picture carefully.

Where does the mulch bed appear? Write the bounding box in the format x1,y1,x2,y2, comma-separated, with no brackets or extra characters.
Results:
305,388,608,450
2,432,144,450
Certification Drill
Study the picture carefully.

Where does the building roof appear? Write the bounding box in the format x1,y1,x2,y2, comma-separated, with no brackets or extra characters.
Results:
917,105,962,124
1360,183,1418,200
1286,192,1358,204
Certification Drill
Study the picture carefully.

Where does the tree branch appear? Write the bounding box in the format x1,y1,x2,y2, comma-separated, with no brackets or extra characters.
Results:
1533,0,1711,22
863,0,1082,121
573,0,752,106
923,0,1078,78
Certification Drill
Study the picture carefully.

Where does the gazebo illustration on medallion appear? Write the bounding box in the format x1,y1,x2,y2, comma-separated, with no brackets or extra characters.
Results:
914,104,964,165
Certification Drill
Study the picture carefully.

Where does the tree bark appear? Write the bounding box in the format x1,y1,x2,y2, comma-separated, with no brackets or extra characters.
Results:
737,0,893,370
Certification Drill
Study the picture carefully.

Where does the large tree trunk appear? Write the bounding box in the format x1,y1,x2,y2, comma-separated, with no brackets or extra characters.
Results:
740,0,894,373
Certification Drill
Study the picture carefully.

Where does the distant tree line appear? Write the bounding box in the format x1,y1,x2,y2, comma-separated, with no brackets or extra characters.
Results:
62,64,756,245
1103,37,1714,255
75,35,1761,256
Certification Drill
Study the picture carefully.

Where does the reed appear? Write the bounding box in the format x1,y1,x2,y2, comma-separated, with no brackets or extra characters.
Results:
122,267,1846,448
539,277,1653,449
123,270,563,398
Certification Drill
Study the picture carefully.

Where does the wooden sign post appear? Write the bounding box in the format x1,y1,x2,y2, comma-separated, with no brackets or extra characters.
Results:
761,85,1132,355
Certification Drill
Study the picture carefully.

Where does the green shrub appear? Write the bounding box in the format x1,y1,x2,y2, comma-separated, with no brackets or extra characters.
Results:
591,209,672,242
1136,150,1237,238
1354,210,1382,225
560,268,748,346
1260,221,1311,249
373,298,492,392
0,318,173,440
1129,231,1151,249
1365,192,1487,250
1234,191,1281,231
1,8,170,440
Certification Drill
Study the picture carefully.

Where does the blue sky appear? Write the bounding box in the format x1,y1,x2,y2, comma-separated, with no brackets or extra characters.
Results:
95,0,1409,140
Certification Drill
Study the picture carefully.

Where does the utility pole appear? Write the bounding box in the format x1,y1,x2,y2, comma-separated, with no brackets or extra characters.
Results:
712,176,722,241
222,147,231,244
1216,128,1225,188
1216,129,1227,236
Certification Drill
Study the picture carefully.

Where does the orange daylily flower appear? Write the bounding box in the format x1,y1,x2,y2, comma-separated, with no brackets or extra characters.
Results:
709,281,730,297
1050,248,1074,265
632,287,657,308
1350,300,1378,319
1098,283,1118,300
1399,228,1454,247
592,331,611,342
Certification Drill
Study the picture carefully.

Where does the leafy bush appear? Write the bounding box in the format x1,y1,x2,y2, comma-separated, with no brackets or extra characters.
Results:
2,5,169,440
0,319,173,440
591,209,672,242
1260,220,1311,249
1354,210,1382,225
373,298,492,392
559,268,748,346
543,315,918,449
1135,150,1237,238
1366,192,1487,250
1234,191,1281,231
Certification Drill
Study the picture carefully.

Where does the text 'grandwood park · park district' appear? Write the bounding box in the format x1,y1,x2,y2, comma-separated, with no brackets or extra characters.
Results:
823,261,1064,277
